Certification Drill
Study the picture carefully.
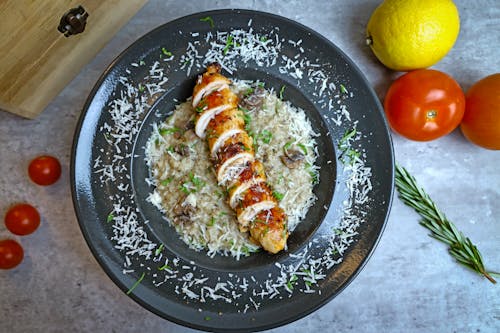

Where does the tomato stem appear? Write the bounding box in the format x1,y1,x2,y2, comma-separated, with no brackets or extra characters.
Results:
426,110,437,120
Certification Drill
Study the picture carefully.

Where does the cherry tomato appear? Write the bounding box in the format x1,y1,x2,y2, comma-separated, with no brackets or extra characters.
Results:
384,69,465,141
460,73,500,150
5,203,41,236
0,239,24,269
28,155,62,186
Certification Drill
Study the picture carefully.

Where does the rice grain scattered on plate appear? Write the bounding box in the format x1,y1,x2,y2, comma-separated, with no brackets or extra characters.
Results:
145,80,319,259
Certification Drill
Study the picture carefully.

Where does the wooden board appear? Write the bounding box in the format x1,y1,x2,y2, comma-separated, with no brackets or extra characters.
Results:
0,0,146,118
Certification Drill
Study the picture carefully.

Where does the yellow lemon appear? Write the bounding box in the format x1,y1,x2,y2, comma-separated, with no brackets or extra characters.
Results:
366,0,460,71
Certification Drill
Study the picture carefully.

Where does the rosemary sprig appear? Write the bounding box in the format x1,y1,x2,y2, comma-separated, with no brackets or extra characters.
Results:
395,164,498,284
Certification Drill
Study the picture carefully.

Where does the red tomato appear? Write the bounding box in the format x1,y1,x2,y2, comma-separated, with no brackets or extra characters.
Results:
460,73,500,150
0,239,24,269
384,69,466,141
5,203,40,236
28,155,62,186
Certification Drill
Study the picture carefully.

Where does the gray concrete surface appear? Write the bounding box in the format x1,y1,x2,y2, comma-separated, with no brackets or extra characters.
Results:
1,0,499,332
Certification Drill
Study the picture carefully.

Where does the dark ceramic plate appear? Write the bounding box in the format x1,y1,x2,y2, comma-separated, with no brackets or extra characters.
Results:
71,9,393,332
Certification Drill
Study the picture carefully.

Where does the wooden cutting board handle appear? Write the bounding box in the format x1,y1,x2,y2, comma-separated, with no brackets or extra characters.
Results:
0,0,146,119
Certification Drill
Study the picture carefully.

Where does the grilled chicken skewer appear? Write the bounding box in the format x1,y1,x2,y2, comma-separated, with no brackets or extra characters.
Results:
192,63,288,254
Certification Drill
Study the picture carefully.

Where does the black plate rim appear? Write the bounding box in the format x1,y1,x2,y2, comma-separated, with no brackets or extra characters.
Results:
71,8,394,332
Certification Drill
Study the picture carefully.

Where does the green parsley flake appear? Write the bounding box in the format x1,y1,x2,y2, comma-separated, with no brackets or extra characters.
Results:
287,274,298,290
159,127,180,135
340,83,348,94
161,47,172,57
283,140,293,152
199,16,215,28
305,162,319,185
273,191,284,201
297,143,308,155
279,85,286,99
243,87,254,97
126,272,145,295
223,35,234,55
106,213,114,223
160,177,173,186
208,216,216,227
259,129,272,144
339,128,360,166
158,264,172,271
139,60,145,66
138,84,145,93
155,243,164,256
204,316,211,321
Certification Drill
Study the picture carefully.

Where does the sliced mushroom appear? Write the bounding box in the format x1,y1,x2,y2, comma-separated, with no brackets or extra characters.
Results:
280,148,305,169
172,195,195,225
173,143,190,156
184,119,195,131
239,86,266,111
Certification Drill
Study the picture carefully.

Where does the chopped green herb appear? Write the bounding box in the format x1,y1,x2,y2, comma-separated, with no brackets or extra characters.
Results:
339,128,360,166
273,191,284,201
257,82,265,88
340,83,348,94
182,59,191,66
139,60,145,66
158,264,172,271
106,213,114,223
138,84,145,93
283,140,293,152
223,35,234,55
340,128,357,143
159,127,181,136
279,85,286,99
155,243,164,256
190,172,206,190
297,143,308,155
287,274,298,290
180,183,191,194
240,108,252,126
260,36,268,42
161,47,172,57
204,316,212,321
241,245,250,255
208,216,216,227
199,16,215,28
126,272,145,295
305,280,313,287
258,129,272,144
305,162,319,185
301,268,312,275
243,87,254,97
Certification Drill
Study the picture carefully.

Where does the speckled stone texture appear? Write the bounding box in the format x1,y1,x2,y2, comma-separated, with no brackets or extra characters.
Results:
0,1,499,332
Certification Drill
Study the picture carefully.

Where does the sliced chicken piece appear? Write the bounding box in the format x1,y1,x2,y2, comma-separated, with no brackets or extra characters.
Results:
192,63,231,108
235,183,277,231
213,131,255,182
208,128,244,157
206,107,247,155
227,160,267,208
206,107,245,138
249,207,288,254
194,88,238,138
191,63,289,254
